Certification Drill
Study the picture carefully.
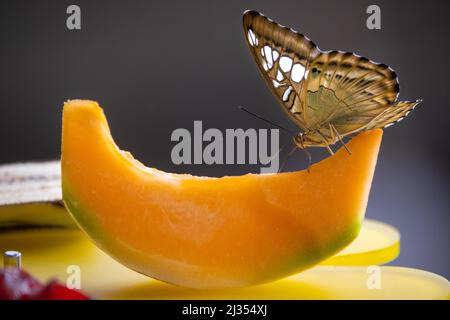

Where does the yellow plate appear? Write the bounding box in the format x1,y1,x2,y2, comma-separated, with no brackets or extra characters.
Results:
324,219,400,265
109,266,449,300
0,222,447,300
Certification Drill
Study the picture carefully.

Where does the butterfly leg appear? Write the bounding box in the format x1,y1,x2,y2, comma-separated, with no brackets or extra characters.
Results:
330,124,352,155
317,130,334,156
278,143,313,173
302,147,312,173
325,144,334,156
278,145,298,173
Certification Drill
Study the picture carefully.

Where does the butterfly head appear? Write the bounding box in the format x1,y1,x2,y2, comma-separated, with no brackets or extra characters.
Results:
294,131,328,149
293,133,306,149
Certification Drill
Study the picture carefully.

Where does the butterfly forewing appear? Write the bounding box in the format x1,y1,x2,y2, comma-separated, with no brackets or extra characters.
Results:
243,10,320,130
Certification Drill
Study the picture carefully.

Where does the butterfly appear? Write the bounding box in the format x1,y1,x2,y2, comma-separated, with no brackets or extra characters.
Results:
243,10,421,156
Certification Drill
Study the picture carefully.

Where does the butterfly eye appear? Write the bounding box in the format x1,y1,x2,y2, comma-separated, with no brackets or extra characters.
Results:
293,134,305,148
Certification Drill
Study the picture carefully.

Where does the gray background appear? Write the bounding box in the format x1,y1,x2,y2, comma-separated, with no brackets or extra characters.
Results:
0,0,448,278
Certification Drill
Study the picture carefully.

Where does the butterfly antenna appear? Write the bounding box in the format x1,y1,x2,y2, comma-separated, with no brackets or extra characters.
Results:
237,106,295,135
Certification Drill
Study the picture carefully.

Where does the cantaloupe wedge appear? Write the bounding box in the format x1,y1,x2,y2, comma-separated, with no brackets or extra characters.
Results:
61,100,382,288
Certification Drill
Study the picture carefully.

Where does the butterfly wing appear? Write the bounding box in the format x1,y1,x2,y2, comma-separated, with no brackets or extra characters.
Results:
243,10,320,130
304,51,400,135
365,100,422,130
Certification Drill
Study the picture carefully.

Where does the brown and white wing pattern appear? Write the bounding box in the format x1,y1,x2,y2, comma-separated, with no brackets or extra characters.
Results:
305,51,400,135
243,10,320,130
365,100,422,130
243,10,421,147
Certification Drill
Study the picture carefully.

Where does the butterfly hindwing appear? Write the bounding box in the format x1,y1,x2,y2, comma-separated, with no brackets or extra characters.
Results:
243,10,320,130
365,100,421,130
305,51,400,135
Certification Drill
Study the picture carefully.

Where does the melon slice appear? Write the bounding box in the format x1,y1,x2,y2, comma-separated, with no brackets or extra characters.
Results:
61,100,382,288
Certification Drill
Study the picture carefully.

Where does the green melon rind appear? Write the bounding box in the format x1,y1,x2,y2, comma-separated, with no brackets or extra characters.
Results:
266,220,362,284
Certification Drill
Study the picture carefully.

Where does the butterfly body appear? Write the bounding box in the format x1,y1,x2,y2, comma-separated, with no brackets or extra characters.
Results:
243,10,421,151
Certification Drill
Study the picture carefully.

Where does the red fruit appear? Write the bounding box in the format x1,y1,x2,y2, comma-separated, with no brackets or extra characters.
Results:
0,268,43,300
0,268,90,300
31,281,90,300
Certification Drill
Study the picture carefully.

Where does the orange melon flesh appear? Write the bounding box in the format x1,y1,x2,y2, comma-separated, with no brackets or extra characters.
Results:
61,100,382,288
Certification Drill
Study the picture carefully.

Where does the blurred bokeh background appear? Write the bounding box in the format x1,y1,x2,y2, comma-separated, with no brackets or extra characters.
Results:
0,0,448,278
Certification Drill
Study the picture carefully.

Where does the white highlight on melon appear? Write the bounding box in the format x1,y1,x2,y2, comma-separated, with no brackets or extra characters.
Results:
282,86,293,101
279,56,293,73
291,64,306,83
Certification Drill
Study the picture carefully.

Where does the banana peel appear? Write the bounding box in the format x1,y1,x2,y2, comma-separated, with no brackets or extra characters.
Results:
0,161,75,229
